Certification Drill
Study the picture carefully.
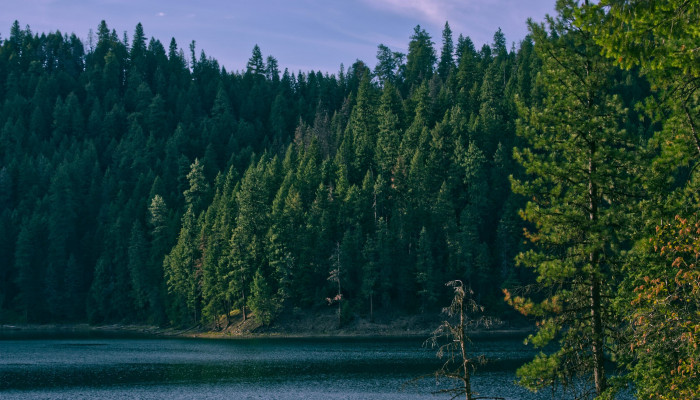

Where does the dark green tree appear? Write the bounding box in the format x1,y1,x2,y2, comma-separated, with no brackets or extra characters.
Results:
375,44,404,87
437,22,455,80
415,227,439,312
246,44,265,76
404,25,436,91
506,1,643,396
248,268,277,325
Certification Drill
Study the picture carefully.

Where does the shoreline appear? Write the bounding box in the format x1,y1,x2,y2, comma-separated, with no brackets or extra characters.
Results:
0,322,534,341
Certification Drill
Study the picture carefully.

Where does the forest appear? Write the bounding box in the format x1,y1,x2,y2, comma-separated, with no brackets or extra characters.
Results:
0,0,697,398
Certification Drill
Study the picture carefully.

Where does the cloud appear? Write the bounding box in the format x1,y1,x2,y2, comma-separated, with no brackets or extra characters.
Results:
362,0,457,27
360,0,555,49
156,12,165,17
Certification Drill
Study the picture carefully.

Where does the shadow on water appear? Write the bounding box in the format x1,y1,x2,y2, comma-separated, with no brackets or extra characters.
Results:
0,334,552,399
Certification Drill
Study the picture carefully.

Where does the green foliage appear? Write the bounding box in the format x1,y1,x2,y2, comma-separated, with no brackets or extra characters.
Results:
0,8,697,400
249,269,278,325
404,25,436,91
625,213,700,400
416,227,440,312
586,0,700,194
588,0,700,79
437,22,455,80
507,0,645,396
580,2,700,398
183,158,210,213
246,45,265,76
0,19,527,339
163,208,202,325
375,45,404,87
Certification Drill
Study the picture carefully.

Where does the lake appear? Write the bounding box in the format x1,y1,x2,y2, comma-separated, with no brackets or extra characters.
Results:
0,333,550,399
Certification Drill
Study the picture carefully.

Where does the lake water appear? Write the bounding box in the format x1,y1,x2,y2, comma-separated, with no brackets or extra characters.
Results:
0,333,551,399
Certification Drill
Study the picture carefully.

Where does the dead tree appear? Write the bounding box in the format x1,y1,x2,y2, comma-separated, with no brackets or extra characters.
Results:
425,280,503,400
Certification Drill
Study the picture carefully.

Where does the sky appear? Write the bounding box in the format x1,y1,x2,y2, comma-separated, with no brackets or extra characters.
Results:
2,0,556,74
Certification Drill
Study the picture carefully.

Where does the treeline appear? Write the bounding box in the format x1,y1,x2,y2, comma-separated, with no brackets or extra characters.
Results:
0,20,349,323
165,24,545,327
0,18,544,325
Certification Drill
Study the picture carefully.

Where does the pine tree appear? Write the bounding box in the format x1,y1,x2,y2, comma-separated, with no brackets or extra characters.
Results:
415,227,439,312
163,207,202,325
46,165,77,320
246,45,265,76
506,1,643,396
130,23,147,75
226,158,271,321
163,159,211,325
437,22,455,80
127,221,150,319
346,72,378,183
249,268,276,325
183,158,210,214
147,193,170,324
583,2,700,397
404,25,436,92
375,44,404,87
14,213,47,322
374,84,403,175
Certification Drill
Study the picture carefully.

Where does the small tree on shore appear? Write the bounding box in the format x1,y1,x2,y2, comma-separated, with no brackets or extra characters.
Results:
426,280,503,400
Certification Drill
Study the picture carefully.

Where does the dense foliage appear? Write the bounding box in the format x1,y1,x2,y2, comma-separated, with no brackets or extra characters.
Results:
0,20,535,326
504,1,698,398
0,0,698,397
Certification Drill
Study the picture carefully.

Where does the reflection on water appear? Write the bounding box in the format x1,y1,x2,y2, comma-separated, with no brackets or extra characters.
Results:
0,335,548,399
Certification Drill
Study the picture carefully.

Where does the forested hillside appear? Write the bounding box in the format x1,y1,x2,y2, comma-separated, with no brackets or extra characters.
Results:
0,19,544,325
0,0,698,397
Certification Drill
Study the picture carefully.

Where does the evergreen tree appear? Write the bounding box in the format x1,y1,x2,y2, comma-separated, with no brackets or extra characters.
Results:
437,22,455,80
14,213,47,322
46,165,77,319
163,207,201,325
506,1,643,396
415,226,439,312
127,221,150,319
130,23,148,74
246,45,265,76
375,44,404,87
265,55,280,83
147,193,170,324
248,268,276,325
404,25,436,92
583,2,700,397
346,72,378,182
183,158,210,214
492,28,507,57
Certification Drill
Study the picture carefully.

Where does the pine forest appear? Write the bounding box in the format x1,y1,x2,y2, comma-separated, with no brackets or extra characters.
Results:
0,1,697,398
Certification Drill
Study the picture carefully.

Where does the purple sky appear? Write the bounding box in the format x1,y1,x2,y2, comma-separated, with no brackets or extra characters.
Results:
3,0,556,74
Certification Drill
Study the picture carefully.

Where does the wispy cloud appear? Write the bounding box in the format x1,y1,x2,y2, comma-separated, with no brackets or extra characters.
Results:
156,12,165,17
362,0,458,28
361,0,554,48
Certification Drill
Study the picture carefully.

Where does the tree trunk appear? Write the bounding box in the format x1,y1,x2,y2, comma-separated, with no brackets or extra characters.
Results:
591,273,606,395
223,300,230,328
459,295,473,400
242,291,247,321
588,142,606,395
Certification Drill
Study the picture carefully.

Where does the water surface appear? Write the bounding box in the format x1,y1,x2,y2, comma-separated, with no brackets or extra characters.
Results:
0,334,548,399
